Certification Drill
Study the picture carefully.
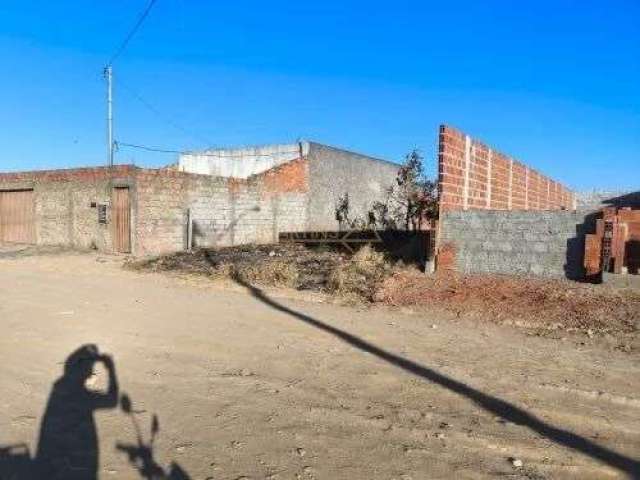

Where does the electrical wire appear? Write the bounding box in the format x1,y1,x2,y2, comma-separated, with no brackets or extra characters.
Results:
119,80,215,146
116,141,302,158
115,141,182,154
107,0,159,66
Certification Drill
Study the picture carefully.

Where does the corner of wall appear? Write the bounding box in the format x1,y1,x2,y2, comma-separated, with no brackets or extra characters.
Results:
436,241,457,274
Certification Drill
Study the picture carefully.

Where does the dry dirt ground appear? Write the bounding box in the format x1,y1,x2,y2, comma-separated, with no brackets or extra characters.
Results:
0,249,638,479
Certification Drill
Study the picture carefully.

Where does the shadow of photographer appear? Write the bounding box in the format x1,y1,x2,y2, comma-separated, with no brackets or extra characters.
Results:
34,344,118,480
0,345,191,480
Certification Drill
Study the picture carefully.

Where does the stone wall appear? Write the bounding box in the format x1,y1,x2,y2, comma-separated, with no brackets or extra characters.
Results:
439,210,591,279
306,142,399,230
438,125,574,213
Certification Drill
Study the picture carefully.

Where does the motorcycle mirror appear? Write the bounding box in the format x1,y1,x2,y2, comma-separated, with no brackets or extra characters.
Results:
151,414,160,435
120,393,132,414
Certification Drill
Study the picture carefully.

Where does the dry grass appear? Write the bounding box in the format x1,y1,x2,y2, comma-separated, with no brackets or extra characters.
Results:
127,244,639,341
126,244,344,290
228,260,299,288
328,245,394,302
128,244,398,299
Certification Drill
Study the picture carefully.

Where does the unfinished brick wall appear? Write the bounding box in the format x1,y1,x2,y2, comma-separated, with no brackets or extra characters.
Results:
438,125,574,214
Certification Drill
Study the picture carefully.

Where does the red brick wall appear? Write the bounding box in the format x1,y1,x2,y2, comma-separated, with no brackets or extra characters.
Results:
438,125,574,214
260,158,309,195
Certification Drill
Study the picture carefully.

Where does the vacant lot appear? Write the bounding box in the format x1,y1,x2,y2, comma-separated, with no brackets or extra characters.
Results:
0,250,638,479
130,245,640,344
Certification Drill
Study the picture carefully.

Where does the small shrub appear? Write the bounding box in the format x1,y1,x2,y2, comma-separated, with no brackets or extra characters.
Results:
233,260,299,288
328,245,392,302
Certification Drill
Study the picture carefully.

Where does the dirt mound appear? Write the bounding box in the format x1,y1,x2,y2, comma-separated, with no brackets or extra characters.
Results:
377,271,640,335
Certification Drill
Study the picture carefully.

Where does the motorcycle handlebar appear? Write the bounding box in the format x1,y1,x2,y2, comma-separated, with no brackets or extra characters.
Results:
0,443,30,456
115,442,144,458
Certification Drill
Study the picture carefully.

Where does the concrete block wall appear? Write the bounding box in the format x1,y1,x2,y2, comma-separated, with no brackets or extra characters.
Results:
0,164,308,256
439,210,589,278
0,166,136,251
1,144,398,255
306,142,400,230
438,125,574,214
135,162,308,256
175,140,401,233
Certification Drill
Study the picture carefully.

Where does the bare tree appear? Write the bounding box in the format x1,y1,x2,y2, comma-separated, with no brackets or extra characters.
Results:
334,149,438,232
335,193,351,230
371,150,438,230
334,193,370,230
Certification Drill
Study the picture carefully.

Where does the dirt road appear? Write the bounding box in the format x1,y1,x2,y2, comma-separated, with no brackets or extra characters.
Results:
0,251,638,479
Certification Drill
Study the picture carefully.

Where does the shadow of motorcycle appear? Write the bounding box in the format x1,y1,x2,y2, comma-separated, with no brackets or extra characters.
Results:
0,443,32,479
116,393,191,480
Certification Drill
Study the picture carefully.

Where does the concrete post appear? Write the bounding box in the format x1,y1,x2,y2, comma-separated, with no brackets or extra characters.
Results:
463,135,471,210
524,167,529,210
508,159,513,210
546,179,550,210
486,149,492,209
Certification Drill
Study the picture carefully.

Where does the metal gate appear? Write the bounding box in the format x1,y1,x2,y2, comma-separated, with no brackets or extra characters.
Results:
112,187,131,253
0,189,35,244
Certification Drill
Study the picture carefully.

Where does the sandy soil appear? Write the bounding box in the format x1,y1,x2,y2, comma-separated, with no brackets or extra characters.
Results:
0,250,638,479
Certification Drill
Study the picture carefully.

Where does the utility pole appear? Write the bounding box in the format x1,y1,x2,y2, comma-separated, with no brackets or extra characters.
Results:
104,65,114,167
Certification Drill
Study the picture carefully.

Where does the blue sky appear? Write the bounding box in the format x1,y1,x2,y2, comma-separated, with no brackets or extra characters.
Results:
0,1,638,190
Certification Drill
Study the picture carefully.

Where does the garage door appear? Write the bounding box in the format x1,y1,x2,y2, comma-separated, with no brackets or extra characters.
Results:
0,189,35,244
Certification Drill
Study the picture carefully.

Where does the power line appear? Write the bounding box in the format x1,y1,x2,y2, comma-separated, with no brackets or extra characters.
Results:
115,141,182,154
119,80,215,146
107,0,159,66
116,141,301,158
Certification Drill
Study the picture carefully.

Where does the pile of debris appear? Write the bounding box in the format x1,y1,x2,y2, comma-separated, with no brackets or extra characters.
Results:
129,243,397,301
128,243,347,291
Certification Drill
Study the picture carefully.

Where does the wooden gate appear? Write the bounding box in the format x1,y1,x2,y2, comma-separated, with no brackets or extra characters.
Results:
0,189,35,244
112,187,131,253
